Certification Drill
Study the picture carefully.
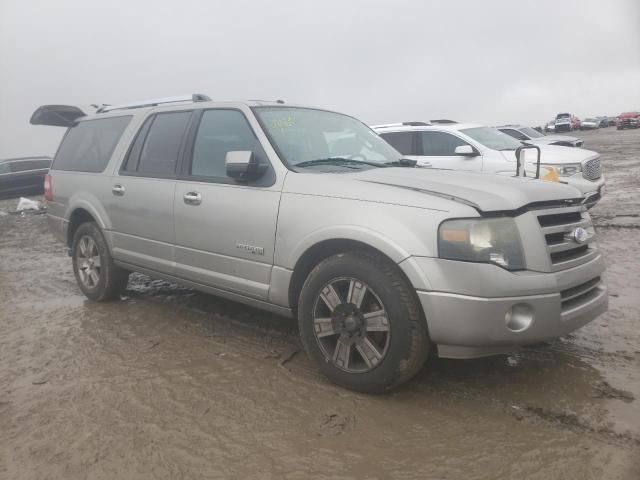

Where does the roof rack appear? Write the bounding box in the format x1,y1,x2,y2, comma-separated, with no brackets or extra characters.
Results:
371,121,431,129
429,119,457,124
96,94,211,113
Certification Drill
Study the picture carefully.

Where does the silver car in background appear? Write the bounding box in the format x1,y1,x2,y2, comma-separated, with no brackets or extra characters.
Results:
497,125,584,148
31,95,608,393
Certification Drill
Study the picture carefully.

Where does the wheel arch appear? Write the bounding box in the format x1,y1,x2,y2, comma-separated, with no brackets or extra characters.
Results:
286,237,423,315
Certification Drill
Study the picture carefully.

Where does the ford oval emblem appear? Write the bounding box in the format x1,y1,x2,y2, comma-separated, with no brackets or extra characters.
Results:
572,227,588,243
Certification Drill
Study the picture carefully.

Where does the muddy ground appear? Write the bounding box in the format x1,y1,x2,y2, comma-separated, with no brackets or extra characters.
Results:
1,128,639,480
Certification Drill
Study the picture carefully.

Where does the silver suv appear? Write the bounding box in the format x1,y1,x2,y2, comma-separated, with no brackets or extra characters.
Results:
31,95,608,393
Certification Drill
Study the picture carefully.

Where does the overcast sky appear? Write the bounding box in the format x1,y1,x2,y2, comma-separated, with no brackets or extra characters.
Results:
1,0,639,158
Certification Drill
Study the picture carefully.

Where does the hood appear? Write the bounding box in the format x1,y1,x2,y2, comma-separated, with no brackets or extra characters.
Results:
284,167,583,213
534,144,598,164
496,144,597,165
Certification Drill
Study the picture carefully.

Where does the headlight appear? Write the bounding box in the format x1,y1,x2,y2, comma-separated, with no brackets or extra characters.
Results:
540,163,582,177
438,218,525,270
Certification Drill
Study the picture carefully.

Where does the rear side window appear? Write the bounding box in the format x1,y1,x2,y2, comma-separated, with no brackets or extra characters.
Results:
191,110,264,178
379,132,414,155
136,111,192,175
420,131,468,156
53,116,131,172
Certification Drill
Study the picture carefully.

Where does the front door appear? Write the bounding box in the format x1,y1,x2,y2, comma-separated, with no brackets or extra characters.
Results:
173,109,280,300
416,130,482,171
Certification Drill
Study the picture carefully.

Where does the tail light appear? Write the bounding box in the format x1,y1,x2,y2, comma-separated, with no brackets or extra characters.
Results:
44,174,53,201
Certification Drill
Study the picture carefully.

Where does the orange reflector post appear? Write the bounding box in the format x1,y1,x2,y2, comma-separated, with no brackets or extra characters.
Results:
441,229,469,242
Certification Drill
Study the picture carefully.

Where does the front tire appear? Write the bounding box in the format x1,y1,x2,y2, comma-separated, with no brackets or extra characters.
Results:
298,252,430,393
71,222,129,301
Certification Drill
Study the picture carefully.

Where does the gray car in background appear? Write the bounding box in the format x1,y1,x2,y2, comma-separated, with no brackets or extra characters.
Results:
0,156,51,199
31,95,608,393
498,125,584,147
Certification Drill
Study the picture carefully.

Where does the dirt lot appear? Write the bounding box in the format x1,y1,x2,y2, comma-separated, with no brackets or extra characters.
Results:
1,128,639,480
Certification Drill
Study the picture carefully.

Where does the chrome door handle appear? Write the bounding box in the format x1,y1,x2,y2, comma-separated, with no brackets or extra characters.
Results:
112,184,125,196
183,192,202,205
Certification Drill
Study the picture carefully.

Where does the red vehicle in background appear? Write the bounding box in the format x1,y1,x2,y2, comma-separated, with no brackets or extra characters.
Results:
616,112,640,130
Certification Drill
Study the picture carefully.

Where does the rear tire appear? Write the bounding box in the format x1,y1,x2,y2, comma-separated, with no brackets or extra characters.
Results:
298,251,430,394
71,222,129,301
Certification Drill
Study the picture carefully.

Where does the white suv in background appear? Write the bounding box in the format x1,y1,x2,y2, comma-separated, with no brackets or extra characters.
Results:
373,122,605,208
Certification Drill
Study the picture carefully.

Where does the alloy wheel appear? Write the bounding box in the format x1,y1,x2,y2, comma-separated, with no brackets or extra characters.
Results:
76,235,101,288
312,277,390,373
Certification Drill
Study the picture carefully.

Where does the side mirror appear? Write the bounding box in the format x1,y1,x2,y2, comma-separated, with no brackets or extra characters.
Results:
454,145,476,157
225,151,267,181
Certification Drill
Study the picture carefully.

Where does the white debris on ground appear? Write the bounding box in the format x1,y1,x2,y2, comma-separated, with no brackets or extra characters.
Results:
16,197,41,212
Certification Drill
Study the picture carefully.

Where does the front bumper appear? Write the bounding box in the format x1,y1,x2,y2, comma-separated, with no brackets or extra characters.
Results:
564,174,605,207
404,254,607,359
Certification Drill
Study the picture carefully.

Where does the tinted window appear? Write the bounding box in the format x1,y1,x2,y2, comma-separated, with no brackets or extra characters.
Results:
500,128,528,141
0,163,10,174
137,112,192,175
122,117,153,172
54,116,131,172
380,132,414,155
191,110,264,178
420,131,468,156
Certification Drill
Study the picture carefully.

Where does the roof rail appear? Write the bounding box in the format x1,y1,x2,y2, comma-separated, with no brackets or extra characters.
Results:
371,121,431,129
429,119,457,124
96,94,211,113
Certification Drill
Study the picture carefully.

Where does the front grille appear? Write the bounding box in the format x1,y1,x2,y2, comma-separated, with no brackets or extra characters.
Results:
561,276,602,312
535,206,597,271
582,157,601,181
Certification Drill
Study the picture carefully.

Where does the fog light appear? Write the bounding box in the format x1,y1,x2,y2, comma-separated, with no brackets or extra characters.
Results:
505,303,534,332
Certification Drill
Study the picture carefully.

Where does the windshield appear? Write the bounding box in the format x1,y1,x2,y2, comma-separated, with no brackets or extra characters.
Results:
460,127,523,151
520,126,544,138
253,107,401,167
556,113,570,120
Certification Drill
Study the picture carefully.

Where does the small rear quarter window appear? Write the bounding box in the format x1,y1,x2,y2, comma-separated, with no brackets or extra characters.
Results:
53,116,132,172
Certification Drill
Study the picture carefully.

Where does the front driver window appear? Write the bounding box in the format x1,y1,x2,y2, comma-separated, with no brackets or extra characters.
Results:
420,131,468,156
191,110,265,178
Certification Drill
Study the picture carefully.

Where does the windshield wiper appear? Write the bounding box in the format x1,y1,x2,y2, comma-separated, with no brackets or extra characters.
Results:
294,157,385,168
385,158,418,167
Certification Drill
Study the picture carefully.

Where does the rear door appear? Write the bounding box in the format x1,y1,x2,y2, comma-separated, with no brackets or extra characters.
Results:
109,110,194,273
417,131,482,171
173,108,280,300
